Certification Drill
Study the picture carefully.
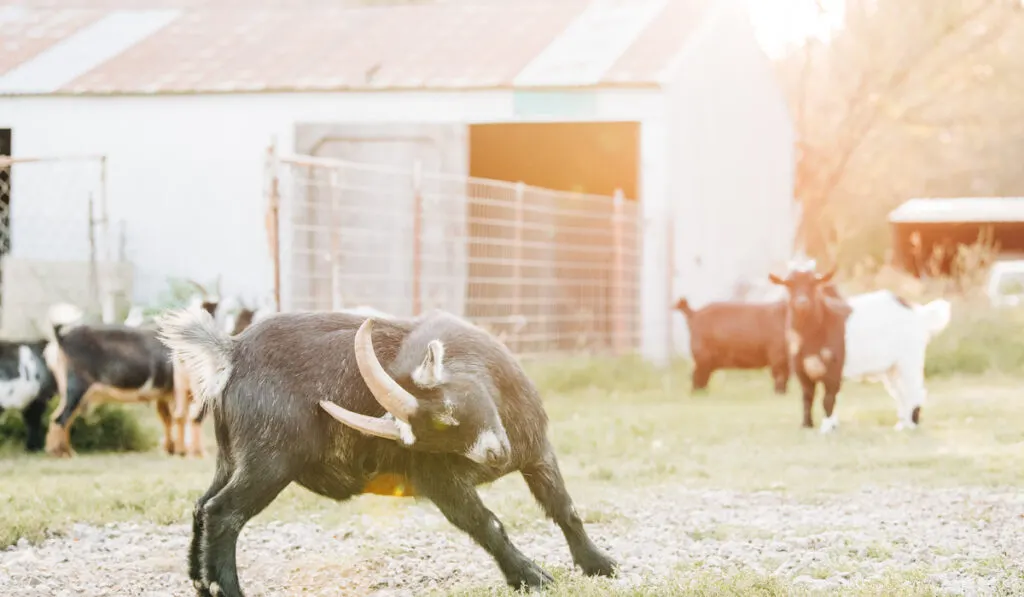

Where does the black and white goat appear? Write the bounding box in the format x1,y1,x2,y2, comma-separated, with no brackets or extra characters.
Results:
158,306,617,596
43,303,199,458
770,263,952,432
0,339,58,452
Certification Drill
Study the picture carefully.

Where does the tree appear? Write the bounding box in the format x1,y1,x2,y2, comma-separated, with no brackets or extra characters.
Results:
777,0,1024,265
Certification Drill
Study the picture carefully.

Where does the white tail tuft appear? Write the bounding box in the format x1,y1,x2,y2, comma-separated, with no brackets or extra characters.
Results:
156,306,235,410
48,302,84,328
916,299,952,337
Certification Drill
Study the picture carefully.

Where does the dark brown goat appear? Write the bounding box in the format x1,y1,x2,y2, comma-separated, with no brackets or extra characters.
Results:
768,265,852,431
158,307,617,596
675,297,790,394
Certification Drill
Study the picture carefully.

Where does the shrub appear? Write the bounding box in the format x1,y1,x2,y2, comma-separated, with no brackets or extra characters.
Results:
0,399,156,453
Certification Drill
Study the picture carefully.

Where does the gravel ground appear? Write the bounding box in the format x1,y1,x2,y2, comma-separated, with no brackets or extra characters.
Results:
3,484,1023,596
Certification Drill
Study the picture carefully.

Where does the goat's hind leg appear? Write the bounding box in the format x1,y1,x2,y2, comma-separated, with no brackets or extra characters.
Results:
521,445,617,577
22,398,48,452
190,458,231,597
414,472,554,590
200,465,291,597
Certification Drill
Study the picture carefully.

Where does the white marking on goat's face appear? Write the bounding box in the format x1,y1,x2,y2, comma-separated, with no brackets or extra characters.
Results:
0,345,44,410
802,355,827,380
786,329,802,356
464,428,511,466
819,414,838,434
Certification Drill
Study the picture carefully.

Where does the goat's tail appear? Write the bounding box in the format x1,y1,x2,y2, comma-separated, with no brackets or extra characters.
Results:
675,297,694,318
45,302,85,346
157,306,235,415
915,298,952,337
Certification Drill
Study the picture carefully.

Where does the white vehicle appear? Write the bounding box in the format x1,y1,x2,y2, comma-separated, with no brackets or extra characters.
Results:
986,259,1024,307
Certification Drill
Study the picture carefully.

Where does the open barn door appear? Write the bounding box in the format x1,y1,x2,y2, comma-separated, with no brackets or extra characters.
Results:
289,123,469,317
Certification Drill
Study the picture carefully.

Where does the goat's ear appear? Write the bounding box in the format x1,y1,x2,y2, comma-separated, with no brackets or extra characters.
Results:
768,273,787,286
816,267,837,284
823,296,853,321
412,339,446,388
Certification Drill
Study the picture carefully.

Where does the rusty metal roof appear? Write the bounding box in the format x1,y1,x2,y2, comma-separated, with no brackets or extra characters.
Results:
0,0,712,95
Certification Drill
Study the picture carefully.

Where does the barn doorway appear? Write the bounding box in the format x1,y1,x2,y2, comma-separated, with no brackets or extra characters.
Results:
466,122,640,354
468,122,639,198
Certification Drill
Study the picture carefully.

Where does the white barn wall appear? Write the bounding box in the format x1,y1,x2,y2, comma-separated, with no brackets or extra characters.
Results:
0,89,663,307
663,0,797,357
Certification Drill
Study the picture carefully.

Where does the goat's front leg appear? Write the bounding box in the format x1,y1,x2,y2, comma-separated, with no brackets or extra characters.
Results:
156,401,178,455
172,364,194,456
521,445,617,577
414,472,553,590
819,377,840,434
798,376,815,428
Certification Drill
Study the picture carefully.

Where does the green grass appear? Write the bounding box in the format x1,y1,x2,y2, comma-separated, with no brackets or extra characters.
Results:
2,347,1023,594
2,359,1023,549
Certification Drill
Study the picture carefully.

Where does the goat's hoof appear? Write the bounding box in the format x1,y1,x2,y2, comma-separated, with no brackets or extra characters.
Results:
506,561,554,591
894,421,917,431
819,416,838,434
193,579,213,597
578,551,618,577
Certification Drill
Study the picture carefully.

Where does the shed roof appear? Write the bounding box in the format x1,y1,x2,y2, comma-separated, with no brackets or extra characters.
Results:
0,0,713,96
888,198,1024,224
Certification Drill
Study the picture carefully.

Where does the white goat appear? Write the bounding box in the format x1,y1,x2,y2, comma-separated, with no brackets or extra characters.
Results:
822,290,952,433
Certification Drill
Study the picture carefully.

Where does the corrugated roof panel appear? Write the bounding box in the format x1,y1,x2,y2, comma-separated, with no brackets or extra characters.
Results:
0,9,179,94
1,1,708,94
0,8,104,76
513,0,668,88
604,0,710,83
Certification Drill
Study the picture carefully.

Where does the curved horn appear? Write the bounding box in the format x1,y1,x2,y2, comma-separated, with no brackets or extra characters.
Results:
353,318,419,422
185,279,209,298
319,400,404,442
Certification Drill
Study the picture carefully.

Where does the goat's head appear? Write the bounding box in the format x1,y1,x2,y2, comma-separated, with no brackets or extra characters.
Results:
320,318,511,468
768,263,836,316
185,278,221,316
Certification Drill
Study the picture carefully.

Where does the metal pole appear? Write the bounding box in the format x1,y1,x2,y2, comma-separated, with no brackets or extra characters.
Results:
411,160,423,317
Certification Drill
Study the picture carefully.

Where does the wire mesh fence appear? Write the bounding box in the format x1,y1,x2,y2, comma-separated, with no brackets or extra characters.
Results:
0,155,127,338
271,153,641,359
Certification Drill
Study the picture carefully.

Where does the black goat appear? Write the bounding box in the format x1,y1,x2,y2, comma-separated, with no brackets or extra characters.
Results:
675,297,789,394
158,307,617,596
768,265,852,431
0,340,58,452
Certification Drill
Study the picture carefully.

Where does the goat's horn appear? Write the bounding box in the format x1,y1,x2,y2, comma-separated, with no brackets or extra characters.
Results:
185,279,209,297
353,318,419,422
319,401,406,442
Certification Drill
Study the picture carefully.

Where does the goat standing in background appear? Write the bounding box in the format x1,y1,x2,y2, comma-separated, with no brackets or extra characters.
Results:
675,297,790,394
769,265,852,431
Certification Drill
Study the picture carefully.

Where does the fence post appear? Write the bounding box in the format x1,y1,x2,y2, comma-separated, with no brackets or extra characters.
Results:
99,155,109,263
265,141,282,313
328,168,342,312
412,159,423,317
512,181,525,353
86,193,101,317
611,189,626,354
